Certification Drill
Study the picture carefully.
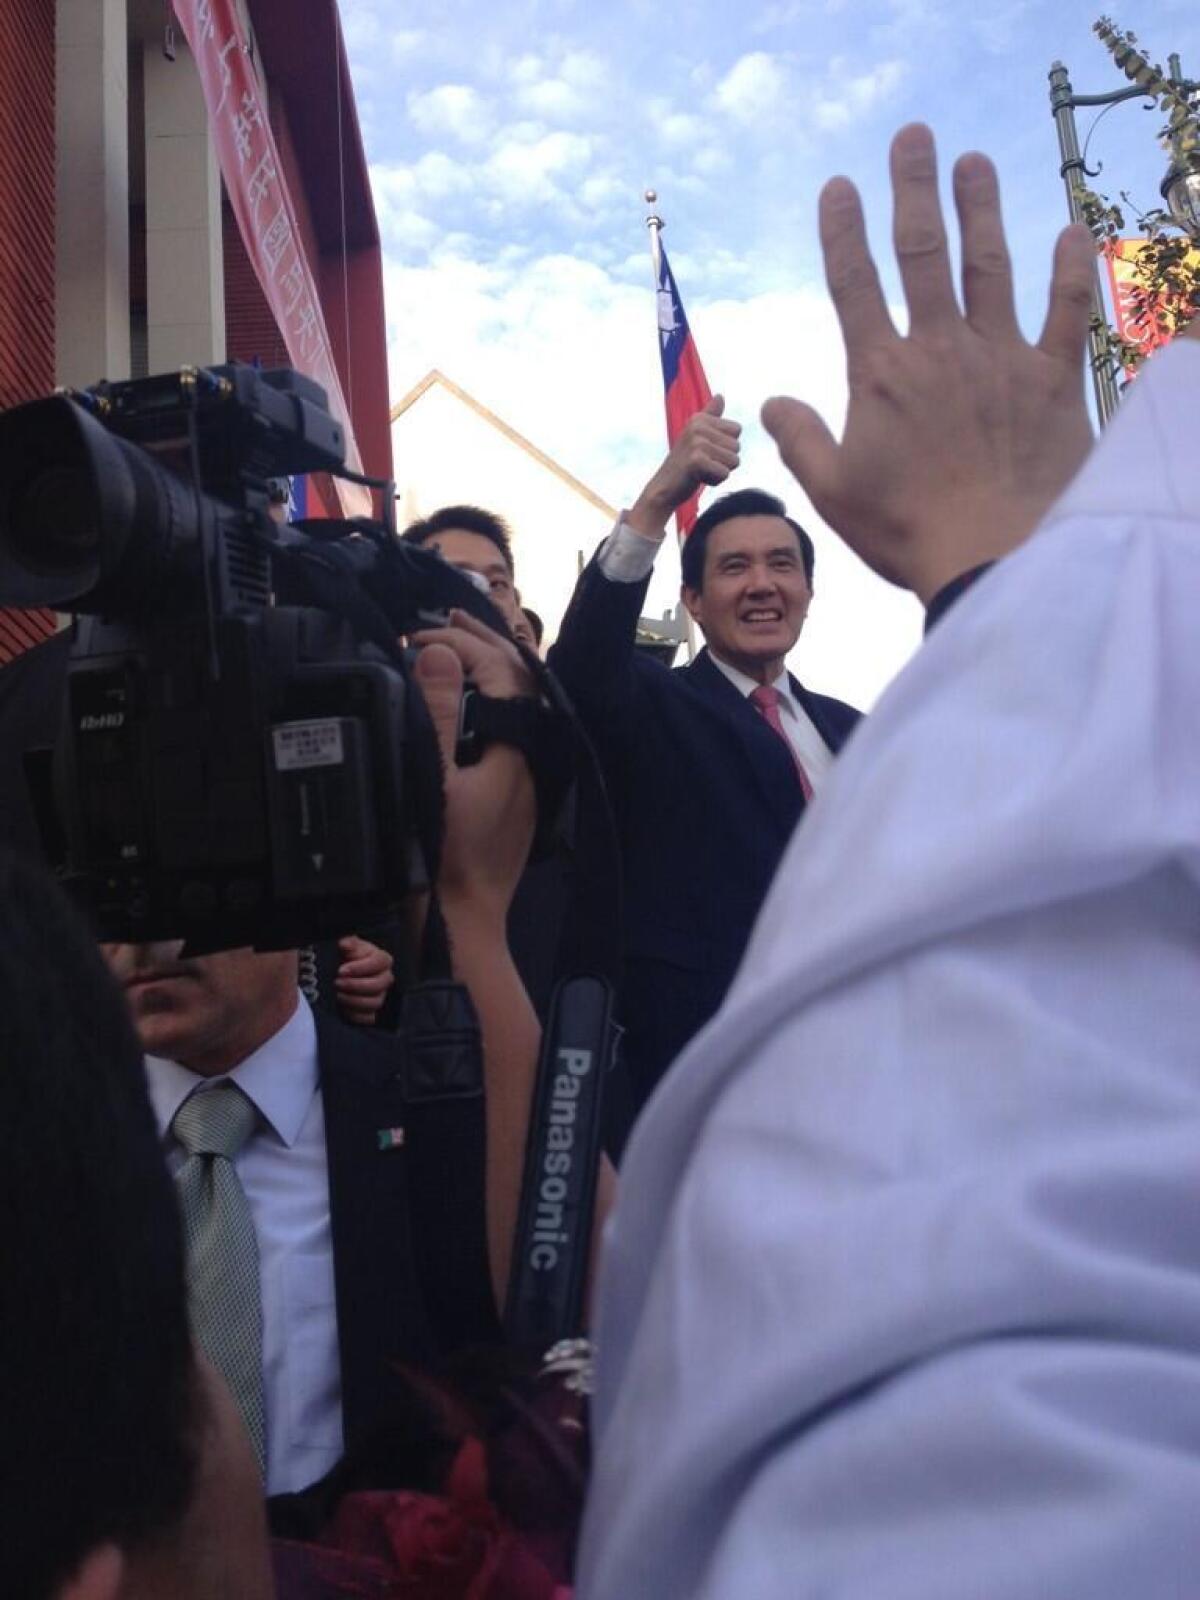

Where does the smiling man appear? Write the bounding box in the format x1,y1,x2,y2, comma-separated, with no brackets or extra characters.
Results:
550,407,860,1145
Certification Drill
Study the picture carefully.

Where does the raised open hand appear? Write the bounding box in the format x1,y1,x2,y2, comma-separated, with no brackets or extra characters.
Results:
763,124,1096,604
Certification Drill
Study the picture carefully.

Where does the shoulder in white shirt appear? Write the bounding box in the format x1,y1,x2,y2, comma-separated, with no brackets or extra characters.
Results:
578,343,1200,1600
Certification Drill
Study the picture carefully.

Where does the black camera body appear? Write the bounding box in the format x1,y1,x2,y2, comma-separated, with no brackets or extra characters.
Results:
0,363,494,950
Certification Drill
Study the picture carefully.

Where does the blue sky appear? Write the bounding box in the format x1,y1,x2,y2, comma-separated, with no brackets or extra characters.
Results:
339,0,1200,703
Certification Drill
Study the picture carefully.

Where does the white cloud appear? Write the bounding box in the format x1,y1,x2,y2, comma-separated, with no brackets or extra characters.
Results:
390,28,425,63
713,52,789,124
512,49,607,120
658,111,707,146
579,173,627,211
811,58,907,130
406,84,491,143
485,130,594,199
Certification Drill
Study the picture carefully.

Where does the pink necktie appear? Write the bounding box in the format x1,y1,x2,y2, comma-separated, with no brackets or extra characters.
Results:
749,684,814,802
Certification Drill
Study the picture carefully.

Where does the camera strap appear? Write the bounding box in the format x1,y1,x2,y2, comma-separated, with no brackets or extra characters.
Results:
503,697,622,1349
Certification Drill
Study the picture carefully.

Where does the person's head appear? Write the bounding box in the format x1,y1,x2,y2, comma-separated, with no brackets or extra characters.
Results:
521,606,544,650
101,942,299,1078
0,853,271,1598
402,505,520,626
680,488,816,684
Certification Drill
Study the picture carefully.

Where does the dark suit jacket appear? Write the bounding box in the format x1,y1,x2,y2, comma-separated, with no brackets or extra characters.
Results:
549,556,861,1138
314,1010,500,1454
0,628,69,857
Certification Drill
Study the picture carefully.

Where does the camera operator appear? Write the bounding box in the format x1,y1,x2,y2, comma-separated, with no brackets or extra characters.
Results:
101,609,543,1502
403,505,570,1023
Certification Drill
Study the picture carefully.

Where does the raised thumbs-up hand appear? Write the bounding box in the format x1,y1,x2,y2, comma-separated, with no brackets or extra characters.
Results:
628,394,742,542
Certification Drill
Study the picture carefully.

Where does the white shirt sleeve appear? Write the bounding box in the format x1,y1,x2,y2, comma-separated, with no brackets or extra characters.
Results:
596,517,665,583
578,341,1200,1600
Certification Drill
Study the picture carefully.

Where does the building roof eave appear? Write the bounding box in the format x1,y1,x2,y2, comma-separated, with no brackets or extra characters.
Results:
390,369,618,519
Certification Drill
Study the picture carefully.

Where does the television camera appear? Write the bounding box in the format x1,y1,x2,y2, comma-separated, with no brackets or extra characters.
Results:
0,362,515,951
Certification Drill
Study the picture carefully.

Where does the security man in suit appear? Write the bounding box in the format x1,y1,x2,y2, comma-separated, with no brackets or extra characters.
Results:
550,400,861,1147
101,609,542,1500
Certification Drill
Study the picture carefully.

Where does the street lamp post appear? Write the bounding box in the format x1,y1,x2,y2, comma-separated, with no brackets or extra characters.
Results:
1047,62,1130,426
1048,51,1200,428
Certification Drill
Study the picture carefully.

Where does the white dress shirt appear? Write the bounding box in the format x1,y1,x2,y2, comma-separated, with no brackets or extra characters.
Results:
598,517,834,791
579,341,1200,1599
146,995,343,1496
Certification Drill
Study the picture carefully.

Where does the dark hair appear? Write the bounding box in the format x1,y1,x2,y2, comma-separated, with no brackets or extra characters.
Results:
521,607,544,646
402,504,515,575
0,852,197,1596
681,488,815,592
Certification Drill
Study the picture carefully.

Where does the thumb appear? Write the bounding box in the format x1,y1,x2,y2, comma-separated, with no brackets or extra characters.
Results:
412,642,464,773
703,393,725,417
761,396,838,505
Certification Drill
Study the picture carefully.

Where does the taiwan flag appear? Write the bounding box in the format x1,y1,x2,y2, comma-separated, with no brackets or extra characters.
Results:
655,243,713,538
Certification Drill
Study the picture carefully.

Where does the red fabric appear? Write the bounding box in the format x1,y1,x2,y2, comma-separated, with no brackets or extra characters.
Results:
171,0,367,515
664,335,712,538
269,1349,586,1597
330,1440,566,1600
749,684,813,800
0,608,57,666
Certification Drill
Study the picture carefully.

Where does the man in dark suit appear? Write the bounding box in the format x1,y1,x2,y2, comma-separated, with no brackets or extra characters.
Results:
100,608,542,1498
101,941,499,1497
550,402,861,1145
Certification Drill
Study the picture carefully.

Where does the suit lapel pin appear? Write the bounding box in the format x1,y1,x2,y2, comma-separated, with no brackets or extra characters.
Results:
376,1126,405,1152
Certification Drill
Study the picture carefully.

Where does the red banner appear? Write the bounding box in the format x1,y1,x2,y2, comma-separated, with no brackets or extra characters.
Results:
1103,238,1200,366
174,0,369,516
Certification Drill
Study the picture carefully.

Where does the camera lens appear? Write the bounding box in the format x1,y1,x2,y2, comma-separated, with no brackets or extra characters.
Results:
9,463,101,574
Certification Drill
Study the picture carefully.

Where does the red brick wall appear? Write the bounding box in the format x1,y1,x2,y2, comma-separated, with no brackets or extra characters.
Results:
223,199,289,368
0,0,55,409
223,86,391,488
0,0,57,661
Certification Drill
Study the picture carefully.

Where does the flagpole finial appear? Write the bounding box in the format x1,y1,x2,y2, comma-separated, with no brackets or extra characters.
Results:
644,188,664,278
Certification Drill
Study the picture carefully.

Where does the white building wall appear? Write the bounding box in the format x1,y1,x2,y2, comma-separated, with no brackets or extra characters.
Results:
143,38,225,371
393,383,611,647
56,0,131,386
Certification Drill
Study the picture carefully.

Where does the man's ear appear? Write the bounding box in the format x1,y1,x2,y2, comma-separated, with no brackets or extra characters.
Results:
681,583,703,626
56,1546,124,1600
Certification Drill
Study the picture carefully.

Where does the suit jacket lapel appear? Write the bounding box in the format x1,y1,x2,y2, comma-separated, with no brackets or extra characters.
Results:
683,650,805,836
790,674,842,754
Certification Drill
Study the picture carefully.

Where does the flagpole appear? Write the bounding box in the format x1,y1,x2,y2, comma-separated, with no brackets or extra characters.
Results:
645,188,663,281
644,190,697,662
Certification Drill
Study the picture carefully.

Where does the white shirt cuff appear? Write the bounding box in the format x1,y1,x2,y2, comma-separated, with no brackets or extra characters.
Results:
596,517,664,584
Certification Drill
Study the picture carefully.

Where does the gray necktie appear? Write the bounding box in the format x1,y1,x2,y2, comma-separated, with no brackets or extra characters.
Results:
172,1082,267,1474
